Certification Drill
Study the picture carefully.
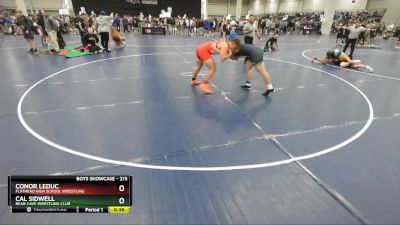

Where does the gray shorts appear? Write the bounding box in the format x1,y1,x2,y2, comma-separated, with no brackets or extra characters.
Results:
24,31,34,40
244,48,264,66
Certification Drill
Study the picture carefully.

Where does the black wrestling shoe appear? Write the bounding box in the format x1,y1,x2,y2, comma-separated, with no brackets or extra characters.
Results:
240,82,252,90
241,85,252,90
262,88,275,96
27,49,33,53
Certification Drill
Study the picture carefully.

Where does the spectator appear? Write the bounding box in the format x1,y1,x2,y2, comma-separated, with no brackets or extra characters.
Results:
343,22,366,59
95,10,113,53
36,10,48,47
43,10,60,52
243,15,261,44
113,14,121,31
84,27,101,53
122,15,129,32
75,13,88,46
15,9,37,53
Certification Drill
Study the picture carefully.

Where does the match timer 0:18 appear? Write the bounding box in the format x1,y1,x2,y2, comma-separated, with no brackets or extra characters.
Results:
8,175,132,213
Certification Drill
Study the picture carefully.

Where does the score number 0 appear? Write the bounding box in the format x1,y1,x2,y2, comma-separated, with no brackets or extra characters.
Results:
117,176,128,205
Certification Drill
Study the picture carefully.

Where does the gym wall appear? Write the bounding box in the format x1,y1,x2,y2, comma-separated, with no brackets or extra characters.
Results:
71,0,201,18
207,0,249,17
367,0,400,24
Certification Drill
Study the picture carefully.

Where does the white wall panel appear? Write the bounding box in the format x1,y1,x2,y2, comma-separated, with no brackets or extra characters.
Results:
367,0,400,24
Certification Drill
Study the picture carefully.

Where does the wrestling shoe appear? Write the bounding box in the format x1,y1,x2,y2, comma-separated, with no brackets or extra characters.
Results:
200,83,213,94
240,82,252,90
191,80,201,85
365,66,374,73
262,88,275,96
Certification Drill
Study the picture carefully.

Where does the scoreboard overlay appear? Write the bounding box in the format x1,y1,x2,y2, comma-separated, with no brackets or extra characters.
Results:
8,176,132,213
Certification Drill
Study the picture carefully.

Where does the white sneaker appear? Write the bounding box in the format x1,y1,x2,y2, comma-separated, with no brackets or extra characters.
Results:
365,66,374,73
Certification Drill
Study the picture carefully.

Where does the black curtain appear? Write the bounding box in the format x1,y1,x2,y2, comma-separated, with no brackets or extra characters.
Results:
71,0,201,18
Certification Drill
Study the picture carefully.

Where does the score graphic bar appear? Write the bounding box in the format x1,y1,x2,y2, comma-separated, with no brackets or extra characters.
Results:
8,176,132,213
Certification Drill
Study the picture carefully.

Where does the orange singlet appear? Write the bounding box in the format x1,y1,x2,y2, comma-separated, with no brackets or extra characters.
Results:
196,41,219,61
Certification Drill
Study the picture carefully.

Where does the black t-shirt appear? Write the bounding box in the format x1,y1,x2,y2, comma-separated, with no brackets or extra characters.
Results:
75,17,86,31
266,37,277,46
16,15,33,32
84,33,98,45
394,29,400,38
233,44,264,64
337,27,344,37
134,19,139,27
359,30,366,38
37,15,45,28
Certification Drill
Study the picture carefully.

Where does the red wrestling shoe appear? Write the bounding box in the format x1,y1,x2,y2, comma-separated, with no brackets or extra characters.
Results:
191,80,201,85
200,83,213,94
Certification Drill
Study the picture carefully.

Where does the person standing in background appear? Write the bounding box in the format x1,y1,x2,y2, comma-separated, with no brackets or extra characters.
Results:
336,23,345,46
343,22,366,59
15,9,38,53
113,14,121,31
243,15,261,45
287,19,294,35
37,10,48,47
266,18,272,35
260,18,266,36
394,26,400,49
221,18,227,40
75,13,88,46
95,10,113,53
189,17,195,35
213,18,217,34
122,16,129,33
43,10,60,52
